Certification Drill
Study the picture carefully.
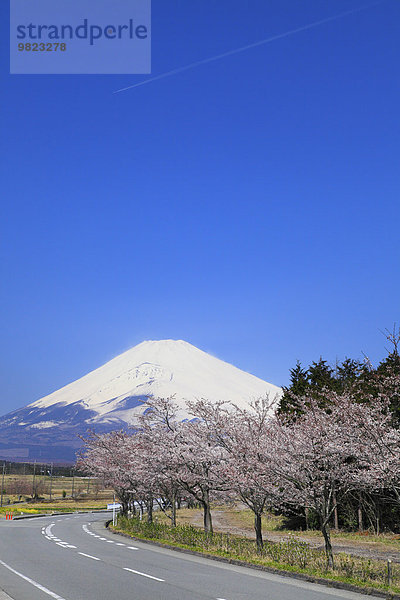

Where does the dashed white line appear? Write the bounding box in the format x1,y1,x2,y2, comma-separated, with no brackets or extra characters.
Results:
0,558,67,600
98,537,106,541
123,568,164,582
116,543,125,546
127,546,138,550
105,540,114,544
78,552,100,561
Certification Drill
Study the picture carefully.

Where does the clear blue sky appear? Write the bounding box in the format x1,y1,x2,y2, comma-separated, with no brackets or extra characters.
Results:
1,0,399,415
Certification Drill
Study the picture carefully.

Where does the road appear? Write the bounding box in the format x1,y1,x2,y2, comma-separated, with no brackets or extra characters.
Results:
0,513,382,600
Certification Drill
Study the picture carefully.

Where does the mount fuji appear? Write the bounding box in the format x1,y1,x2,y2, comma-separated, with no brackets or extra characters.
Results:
0,340,281,463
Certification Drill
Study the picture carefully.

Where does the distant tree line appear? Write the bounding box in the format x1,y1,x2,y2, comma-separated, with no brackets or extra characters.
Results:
279,325,400,420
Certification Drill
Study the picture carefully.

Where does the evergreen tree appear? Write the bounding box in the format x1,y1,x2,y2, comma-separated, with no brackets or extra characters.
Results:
308,358,335,390
375,328,400,423
336,358,364,392
278,361,308,415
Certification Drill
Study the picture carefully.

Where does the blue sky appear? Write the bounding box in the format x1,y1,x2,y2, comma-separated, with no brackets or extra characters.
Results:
1,0,399,414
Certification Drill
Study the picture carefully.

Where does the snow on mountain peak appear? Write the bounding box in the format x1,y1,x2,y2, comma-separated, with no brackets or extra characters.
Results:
0,340,282,462
30,339,281,417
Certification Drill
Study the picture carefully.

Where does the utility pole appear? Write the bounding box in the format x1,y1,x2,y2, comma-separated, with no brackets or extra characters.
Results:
32,461,36,498
49,463,53,501
0,463,5,507
71,469,75,499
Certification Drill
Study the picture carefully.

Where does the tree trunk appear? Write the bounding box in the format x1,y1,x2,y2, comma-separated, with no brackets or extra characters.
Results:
305,507,309,531
321,523,335,569
203,503,213,534
358,504,363,532
333,506,339,530
171,490,177,527
254,512,263,551
201,488,213,534
146,498,153,524
376,501,380,536
333,489,339,530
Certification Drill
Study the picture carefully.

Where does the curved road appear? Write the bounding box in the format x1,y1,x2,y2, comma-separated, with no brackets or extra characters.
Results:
0,513,381,600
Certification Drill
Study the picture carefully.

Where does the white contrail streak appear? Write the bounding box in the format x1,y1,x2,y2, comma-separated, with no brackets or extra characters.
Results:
114,1,385,94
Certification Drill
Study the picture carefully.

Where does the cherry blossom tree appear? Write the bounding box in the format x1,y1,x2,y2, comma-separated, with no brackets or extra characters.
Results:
269,390,392,568
137,397,228,534
78,429,151,516
77,385,400,566
345,375,400,506
190,396,279,550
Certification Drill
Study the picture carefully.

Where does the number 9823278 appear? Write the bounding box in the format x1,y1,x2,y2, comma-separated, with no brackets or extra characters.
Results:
18,43,67,51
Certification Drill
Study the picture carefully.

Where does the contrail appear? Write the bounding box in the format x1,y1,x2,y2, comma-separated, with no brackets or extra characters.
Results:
114,1,385,94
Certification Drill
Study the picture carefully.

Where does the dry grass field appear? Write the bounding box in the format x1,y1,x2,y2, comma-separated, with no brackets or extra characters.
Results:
154,505,400,556
0,473,114,516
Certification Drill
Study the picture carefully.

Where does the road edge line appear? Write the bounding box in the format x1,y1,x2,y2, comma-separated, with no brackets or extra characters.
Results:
106,524,395,600
0,559,67,600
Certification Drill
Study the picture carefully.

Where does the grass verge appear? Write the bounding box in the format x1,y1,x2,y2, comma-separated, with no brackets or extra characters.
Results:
113,516,400,597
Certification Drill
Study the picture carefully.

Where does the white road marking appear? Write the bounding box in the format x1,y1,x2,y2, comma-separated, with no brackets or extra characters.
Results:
105,540,114,543
78,552,100,561
0,558,67,600
98,537,106,540
115,543,125,546
127,546,138,550
56,543,67,548
123,568,164,582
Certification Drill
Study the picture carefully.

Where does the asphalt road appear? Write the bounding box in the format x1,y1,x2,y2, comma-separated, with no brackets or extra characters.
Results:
0,512,383,600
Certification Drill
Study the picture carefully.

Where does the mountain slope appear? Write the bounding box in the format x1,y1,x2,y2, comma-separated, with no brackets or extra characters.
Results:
0,340,281,462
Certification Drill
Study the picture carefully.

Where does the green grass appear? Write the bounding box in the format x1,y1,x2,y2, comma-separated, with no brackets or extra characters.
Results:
113,516,400,596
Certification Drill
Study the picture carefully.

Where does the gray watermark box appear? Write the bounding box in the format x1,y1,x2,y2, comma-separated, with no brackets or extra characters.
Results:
10,0,151,74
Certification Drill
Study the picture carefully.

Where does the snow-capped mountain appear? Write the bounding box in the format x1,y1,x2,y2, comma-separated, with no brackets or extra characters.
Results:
0,340,281,462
